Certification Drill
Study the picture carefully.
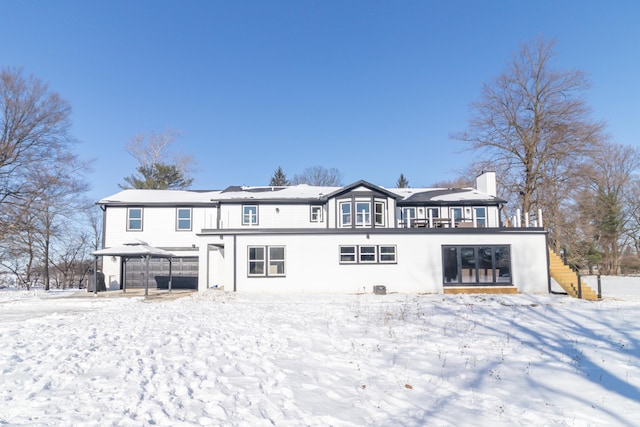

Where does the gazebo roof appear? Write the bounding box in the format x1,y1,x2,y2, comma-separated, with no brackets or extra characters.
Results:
92,239,175,258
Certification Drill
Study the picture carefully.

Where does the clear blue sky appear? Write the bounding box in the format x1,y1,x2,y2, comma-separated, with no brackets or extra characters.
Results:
2,1,639,202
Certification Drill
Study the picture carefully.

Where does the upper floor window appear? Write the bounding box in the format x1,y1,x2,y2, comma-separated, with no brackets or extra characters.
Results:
176,208,192,231
451,207,463,222
340,202,352,227
402,207,415,228
310,205,323,222
355,202,371,226
374,202,385,226
474,207,486,227
427,207,440,219
243,205,258,225
127,208,143,231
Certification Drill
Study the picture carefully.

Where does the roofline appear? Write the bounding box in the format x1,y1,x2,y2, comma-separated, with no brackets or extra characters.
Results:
321,180,402,201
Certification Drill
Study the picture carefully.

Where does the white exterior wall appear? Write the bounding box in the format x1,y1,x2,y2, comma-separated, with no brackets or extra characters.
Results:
198,230,548,294
101,205,216,288
218,203,327,229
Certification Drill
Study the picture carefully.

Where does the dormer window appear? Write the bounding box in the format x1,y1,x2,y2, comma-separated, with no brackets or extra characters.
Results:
340,202,352,227
355,202,371,226
374,202,385,226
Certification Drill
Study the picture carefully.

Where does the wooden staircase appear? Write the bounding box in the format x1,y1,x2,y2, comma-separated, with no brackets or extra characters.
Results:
548,249,599,300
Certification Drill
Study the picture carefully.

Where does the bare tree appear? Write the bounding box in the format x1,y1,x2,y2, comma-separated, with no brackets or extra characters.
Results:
452,38,605,226
292,166,343,186
0,67,73,236
24,153,90,290
120,129,195,189
574,143,640,274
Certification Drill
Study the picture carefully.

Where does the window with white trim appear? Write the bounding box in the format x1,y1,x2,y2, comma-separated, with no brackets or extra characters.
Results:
402,207,415,228
355,202,371,226
375,202,385,226
427,207,439,219
339,245,397,264
340,202,352,227
359,245,377,263
127,208,143,231
310,205,323,222
379,246,397,263
248,246,286,277
340,246,356,263
243,205,258,225
474,207,487,227
176,208,192,231
451,207,463,222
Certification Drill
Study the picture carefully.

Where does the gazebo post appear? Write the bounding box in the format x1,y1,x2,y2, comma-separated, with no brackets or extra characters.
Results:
122,258,127,293
168,258,173,292
93,256,98,296
144,255,150,297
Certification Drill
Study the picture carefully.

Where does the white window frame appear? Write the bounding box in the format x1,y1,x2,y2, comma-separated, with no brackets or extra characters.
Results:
355,202,371,226
127,207,143,231
374,201,385,226
402,207,416,228
176,207,192,231
340,201,352,227
427,207,439,219
359,245,377,263
268,246,286,276
379,245,397,263
248,246,265,276
310,205,323,222
248,245,286,277
451,207,463,222
243,205,258,226
474,207,487,227
339,246,357,263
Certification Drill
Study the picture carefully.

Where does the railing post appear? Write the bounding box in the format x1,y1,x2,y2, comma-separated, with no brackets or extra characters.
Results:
597,274,602,299
577,275,582,299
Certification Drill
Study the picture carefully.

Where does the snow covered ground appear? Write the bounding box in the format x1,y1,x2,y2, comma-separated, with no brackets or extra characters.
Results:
1,277,639,426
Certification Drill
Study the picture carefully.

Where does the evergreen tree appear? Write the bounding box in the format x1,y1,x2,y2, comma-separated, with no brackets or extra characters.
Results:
269,166,290,186
121,163,193,190
119,129,195,190
396,173,409,188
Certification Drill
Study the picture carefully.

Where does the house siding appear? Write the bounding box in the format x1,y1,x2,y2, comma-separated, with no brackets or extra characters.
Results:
197,229,548,294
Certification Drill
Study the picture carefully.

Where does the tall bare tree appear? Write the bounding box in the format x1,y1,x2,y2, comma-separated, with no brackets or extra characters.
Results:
0,67,74,236
120,129,195,189
574,143,640,274
452,38,605,229
292,166,343,186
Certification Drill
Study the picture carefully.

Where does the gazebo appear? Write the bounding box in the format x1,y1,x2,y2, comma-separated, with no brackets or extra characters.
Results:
91,239,176,296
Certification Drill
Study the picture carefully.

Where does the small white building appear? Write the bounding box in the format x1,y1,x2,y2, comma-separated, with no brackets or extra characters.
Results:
97,171,550,294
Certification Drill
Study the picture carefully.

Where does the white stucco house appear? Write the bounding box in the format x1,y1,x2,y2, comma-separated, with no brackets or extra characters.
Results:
96,171,550,294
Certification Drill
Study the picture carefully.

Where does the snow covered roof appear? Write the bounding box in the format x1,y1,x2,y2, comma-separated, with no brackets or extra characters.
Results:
98,182,504,206
92,239,175,258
